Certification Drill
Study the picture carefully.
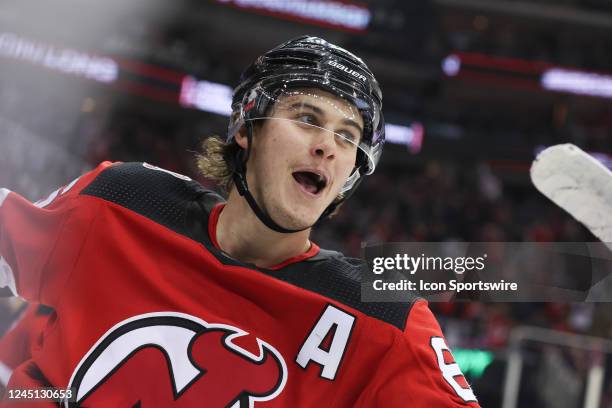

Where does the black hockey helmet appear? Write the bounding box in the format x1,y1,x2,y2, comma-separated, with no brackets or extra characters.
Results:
227,36,385,233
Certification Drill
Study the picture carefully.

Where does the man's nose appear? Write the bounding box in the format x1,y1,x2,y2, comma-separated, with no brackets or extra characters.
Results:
310,133,336,160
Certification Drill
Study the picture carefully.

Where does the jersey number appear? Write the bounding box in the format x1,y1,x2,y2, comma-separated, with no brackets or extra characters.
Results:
431,337,477,402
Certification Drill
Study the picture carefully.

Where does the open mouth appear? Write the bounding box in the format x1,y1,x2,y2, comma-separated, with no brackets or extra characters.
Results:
292,171,327,195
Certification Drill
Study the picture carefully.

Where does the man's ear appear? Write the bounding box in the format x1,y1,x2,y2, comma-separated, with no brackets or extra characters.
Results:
235,126,249,150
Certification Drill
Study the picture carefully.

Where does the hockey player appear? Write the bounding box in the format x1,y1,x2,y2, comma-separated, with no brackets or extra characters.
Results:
0,36,479,407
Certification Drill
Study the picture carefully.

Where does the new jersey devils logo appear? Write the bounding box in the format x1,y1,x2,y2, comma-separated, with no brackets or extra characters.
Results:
66,312,287,407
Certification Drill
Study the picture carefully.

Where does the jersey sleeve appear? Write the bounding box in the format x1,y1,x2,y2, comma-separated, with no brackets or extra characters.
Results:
0,304,46,373
0,162,113,305
357,300,481,408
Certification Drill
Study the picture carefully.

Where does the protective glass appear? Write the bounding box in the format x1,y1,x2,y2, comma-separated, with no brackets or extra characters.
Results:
231,85,381,193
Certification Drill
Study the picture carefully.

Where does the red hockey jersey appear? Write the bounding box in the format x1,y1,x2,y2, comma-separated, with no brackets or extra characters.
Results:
0,162,480,407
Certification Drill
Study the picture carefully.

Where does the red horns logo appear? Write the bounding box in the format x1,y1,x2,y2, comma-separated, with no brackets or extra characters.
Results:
66,312,287,407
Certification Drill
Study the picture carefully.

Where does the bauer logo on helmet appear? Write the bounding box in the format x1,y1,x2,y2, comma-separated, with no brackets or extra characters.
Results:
326,60,368,83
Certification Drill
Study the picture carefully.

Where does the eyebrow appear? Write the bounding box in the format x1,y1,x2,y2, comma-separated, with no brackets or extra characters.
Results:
289,102,364,135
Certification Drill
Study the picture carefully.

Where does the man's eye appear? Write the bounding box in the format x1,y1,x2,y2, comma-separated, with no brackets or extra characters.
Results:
337,131,358,145
296,114,319,126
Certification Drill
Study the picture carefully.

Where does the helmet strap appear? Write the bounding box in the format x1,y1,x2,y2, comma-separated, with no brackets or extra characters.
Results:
232,121,310,234
314,173,361,222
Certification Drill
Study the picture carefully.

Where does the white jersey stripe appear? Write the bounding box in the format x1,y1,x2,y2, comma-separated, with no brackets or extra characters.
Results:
0,256,18,296
34,187,61,209
0,361,12,386
0,188,10,207
61,176,81,195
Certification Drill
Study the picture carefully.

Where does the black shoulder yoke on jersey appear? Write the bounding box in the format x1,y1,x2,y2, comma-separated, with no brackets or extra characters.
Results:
81,162,220,243
81,162,418,331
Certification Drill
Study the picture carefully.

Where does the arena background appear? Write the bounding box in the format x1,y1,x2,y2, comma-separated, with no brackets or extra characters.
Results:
1,0,612,406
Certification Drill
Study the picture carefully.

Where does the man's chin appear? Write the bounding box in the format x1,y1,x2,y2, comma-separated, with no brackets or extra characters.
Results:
274,208,320,231
283,216,318,231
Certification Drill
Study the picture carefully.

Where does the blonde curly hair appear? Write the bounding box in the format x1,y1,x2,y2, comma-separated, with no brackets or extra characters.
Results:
196,136,238,194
